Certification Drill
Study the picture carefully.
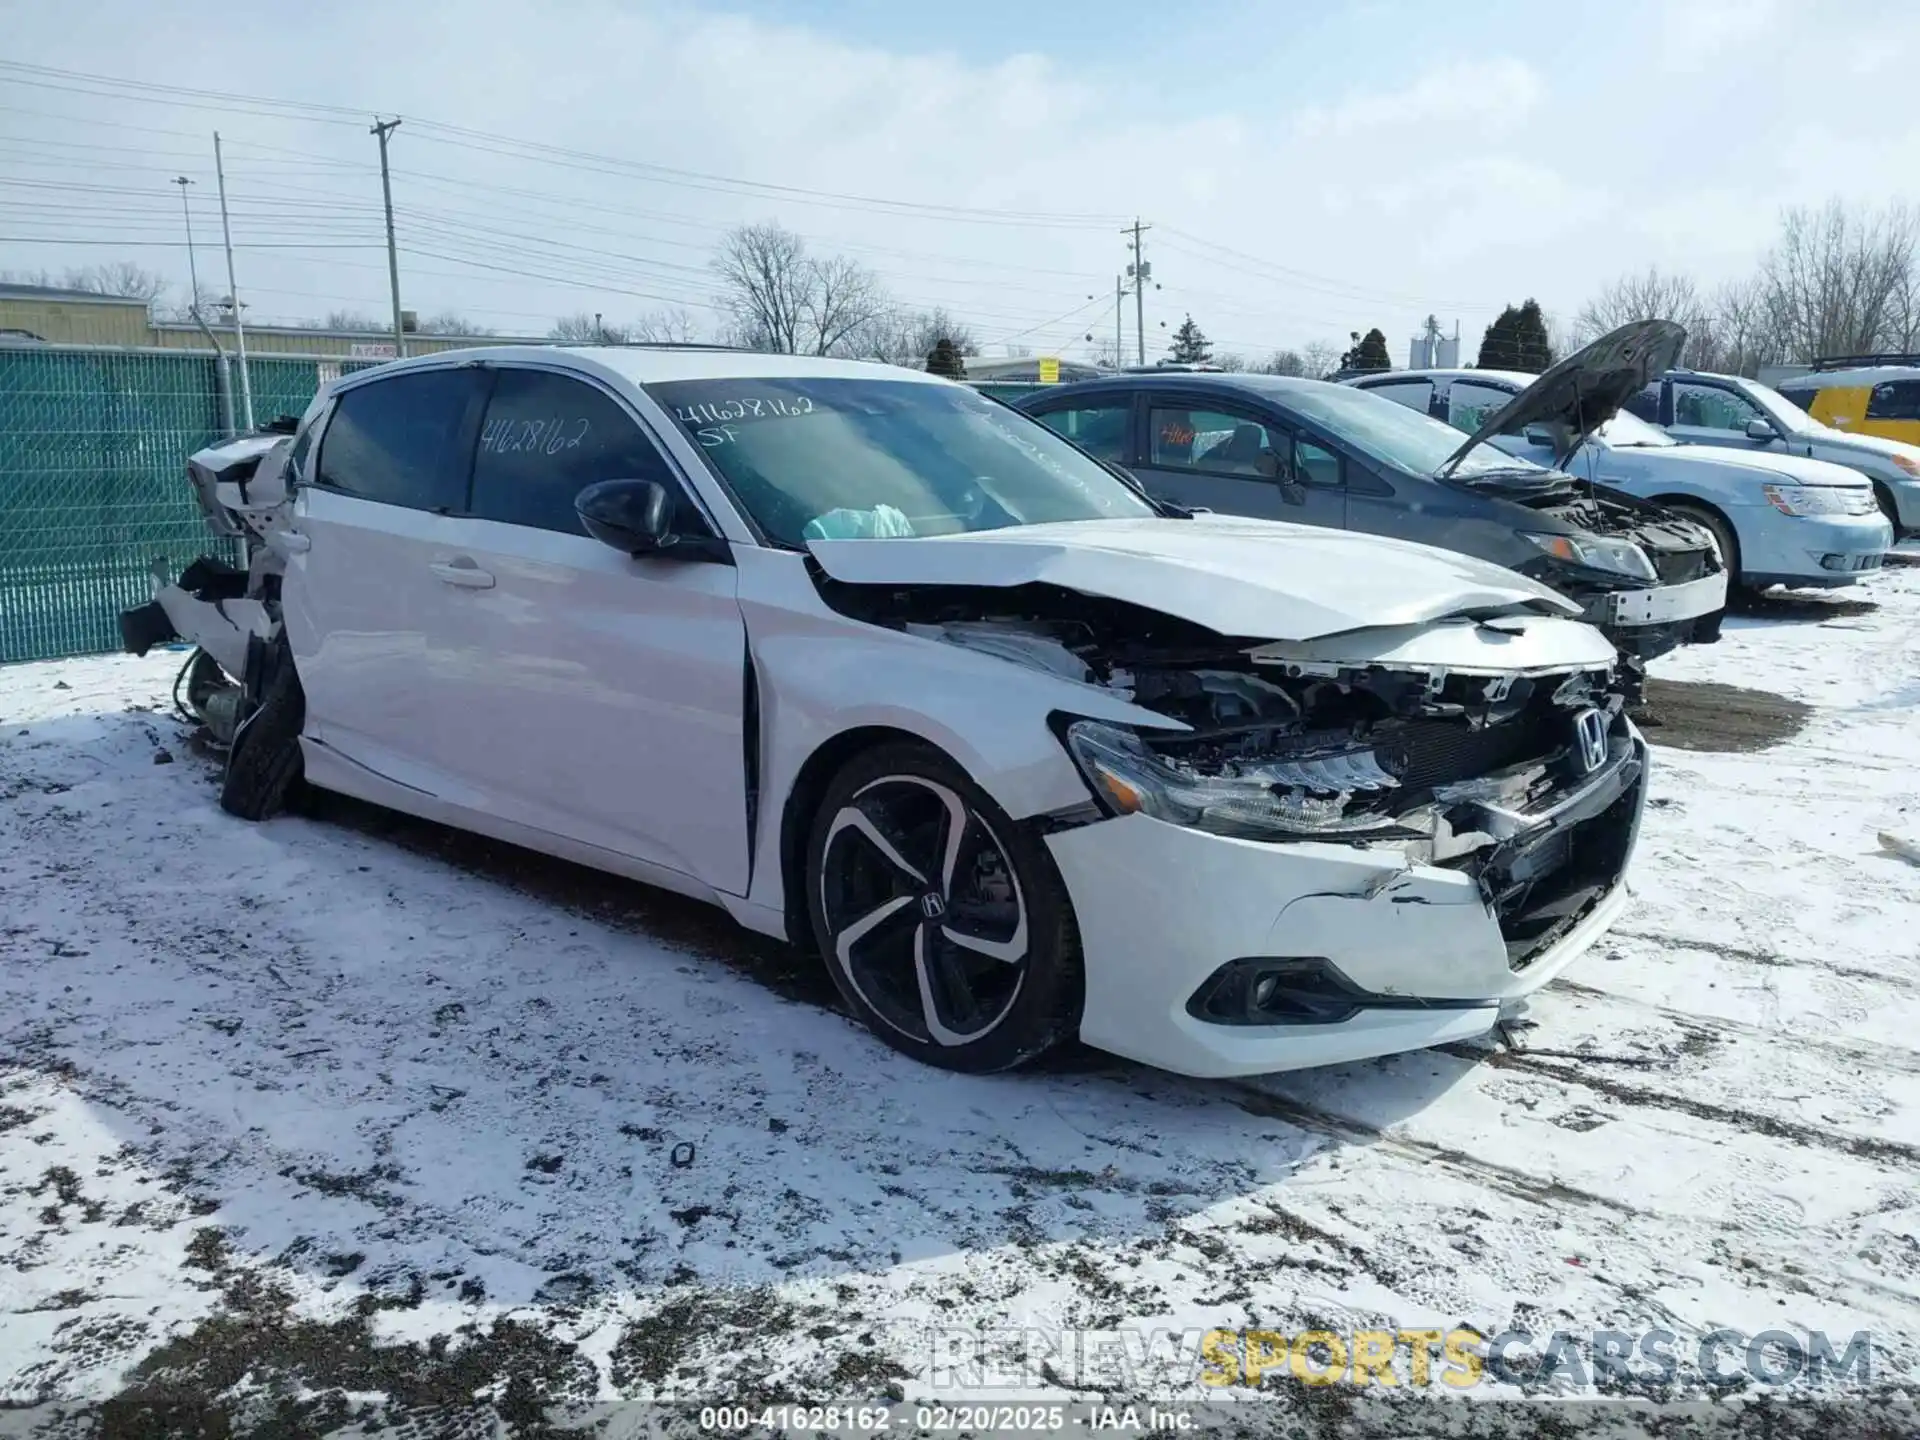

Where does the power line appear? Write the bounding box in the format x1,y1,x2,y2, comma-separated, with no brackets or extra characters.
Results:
0,61,1127,229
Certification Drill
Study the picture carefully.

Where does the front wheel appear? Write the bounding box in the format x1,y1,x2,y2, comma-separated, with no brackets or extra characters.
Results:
219,645,306,821
1668,502,1743,597
804,741,1083,1073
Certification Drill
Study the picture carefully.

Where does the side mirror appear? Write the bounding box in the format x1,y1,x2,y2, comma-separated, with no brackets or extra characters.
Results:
1745,417,1778,441
576,478,678,555
1522,424,1556,447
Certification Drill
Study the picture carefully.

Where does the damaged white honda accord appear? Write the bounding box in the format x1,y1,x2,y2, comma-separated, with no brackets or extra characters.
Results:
123,347,1648,1079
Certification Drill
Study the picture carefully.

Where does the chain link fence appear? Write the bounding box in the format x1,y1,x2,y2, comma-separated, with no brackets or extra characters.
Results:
0,346,356,665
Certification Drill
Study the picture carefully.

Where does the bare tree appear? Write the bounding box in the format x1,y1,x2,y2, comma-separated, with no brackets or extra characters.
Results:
1758,200,1920,360
1300,340,1342,379
421,311,488,336
713,223,812,353
1087,337,1123,370
1260,349,1306,376
1573,267,1718,363
63,262,168,304
631,307,702,345
804,254,888,356
843,306,981,367
322,309,386,333
1707,276,1777,376
548,312,632,342
1212,351,1247,372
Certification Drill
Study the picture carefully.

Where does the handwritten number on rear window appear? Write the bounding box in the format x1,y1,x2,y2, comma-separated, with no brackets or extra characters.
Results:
481,416,591,456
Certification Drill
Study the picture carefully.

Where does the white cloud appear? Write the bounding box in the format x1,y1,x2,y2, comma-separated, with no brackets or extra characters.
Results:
0,0,1916,362
1293,58,1544,140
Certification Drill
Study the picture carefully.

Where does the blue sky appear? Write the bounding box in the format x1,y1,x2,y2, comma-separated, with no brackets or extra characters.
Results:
1,0,1916,362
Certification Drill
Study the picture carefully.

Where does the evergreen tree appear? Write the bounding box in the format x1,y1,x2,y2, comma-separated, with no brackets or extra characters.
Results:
925,336,968,379
1477,300,1554,372
1168,314,1213,364
1340,327,1391,372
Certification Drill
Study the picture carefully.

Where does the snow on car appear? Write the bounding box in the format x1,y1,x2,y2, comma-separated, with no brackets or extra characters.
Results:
117,347,1649,1081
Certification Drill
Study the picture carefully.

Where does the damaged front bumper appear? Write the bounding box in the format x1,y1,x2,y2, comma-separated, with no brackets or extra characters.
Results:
1045,724,1647,1078
1580,570,1727,659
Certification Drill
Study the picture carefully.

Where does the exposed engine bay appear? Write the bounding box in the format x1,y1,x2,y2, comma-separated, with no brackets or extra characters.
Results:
826,574,1643,968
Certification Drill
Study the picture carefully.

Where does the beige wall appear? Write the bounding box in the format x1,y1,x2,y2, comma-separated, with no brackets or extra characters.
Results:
0,297,151,346
0,295,542,357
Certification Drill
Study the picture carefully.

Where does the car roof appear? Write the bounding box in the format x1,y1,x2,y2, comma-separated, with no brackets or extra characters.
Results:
331,344,947,391
1777,365,1920,387
1032,372,1351,402
1356,368,1532,388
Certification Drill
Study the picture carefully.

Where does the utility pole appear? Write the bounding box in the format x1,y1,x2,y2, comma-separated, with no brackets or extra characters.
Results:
371,117,405,358
172,176,201,315
212,132,254,430
1114,275,1126,367
1124,220,1152,366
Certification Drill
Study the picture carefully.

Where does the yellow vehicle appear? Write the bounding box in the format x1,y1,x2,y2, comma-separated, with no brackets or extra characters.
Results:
1775,358,1920,447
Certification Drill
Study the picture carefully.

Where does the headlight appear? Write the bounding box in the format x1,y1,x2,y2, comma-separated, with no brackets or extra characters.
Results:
1519,531,1659,583
1764,484,1877,517
1063,719,1409,841
1891,453,1920,478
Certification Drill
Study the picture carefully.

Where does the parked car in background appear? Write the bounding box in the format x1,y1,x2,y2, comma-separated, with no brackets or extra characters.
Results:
1352,327,1893,595
120,347,1649,1081
1019,324,1726,674
1684,362,1920,532
1771,359,1920,449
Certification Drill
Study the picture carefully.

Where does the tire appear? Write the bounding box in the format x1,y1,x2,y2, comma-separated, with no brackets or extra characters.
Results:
219,646,306,821
1872,482,1902,537
804,741,1083,1073
1667,502,1743,596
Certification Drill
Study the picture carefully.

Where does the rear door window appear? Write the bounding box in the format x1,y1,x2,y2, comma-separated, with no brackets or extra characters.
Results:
314,369,485,511
1673,381,1764,432
1446,381,1517,434
1866,379,1920,421
1148,406,1284,477
1623,383,1663,423
470,368,695,535
1357,379,1434,415
1032,401,1132,464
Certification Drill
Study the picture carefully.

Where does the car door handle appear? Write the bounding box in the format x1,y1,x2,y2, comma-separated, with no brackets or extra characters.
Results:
430,559,495,589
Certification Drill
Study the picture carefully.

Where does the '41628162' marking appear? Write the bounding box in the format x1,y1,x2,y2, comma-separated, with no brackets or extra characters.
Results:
480,415,591,456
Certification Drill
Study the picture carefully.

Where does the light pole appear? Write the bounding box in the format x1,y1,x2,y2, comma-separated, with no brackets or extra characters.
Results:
171,176,201,315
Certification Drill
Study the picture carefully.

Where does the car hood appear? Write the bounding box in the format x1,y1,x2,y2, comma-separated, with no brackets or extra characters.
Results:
1631,443,1874,487
1442,319,1687,475
1810,427,1920,465
805,515,1581,641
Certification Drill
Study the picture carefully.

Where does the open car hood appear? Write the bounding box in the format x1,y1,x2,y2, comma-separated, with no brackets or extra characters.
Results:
1441,319,1688,474
806,515,1580,641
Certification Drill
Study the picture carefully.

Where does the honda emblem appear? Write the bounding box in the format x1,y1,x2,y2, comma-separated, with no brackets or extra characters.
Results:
919,893,947,920
1572,708,1609,775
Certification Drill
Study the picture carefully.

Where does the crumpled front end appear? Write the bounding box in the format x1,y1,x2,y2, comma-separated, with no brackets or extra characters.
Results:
1031,621,1646,1077
1527,493,1727,662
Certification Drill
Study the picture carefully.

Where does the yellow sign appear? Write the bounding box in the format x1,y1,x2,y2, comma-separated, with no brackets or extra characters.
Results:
1038,356,1061,384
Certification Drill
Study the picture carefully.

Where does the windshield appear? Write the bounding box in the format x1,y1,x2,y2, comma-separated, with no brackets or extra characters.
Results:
1277,382,1551,478
647,377,1155,546
1590,411,1676,448
1735,378,1817,433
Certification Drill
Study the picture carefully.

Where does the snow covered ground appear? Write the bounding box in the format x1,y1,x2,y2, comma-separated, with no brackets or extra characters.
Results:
3,567,1920,1434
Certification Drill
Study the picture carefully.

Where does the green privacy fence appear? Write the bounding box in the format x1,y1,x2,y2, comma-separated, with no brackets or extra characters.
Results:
0,345,360,665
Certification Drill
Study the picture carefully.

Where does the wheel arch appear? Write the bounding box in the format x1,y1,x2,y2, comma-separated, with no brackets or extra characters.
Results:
778,724,941,953
1648,494,1742,577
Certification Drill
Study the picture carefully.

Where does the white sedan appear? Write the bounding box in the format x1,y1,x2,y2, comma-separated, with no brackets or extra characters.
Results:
124,347,1649,1079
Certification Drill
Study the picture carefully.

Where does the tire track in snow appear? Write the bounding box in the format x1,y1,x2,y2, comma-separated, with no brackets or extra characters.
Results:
1549,976,1920,1077
1436,1042,1920,1166
1610,928,1920,995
